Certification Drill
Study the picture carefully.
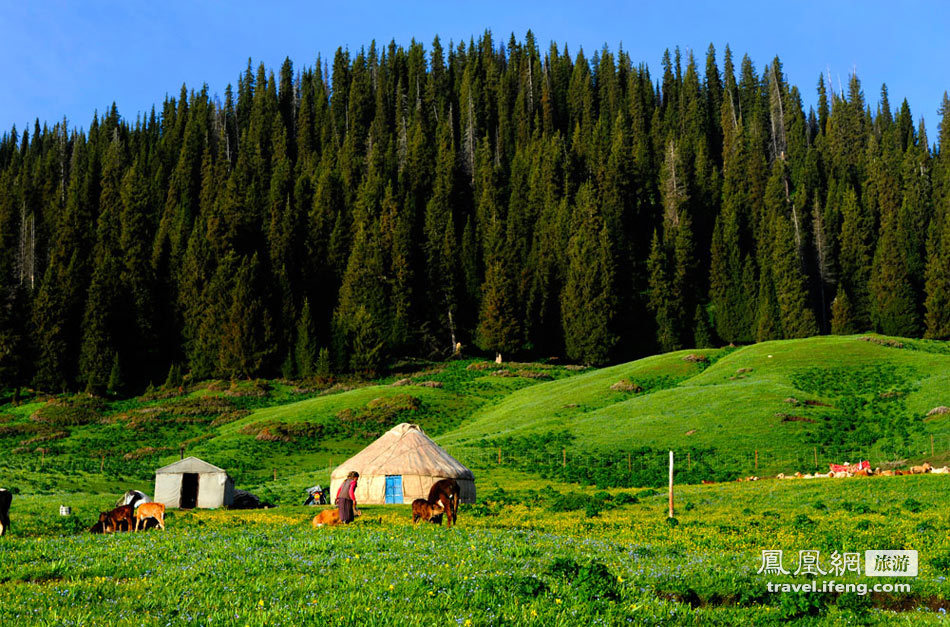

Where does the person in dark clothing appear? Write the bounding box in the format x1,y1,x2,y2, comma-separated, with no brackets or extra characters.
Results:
335,471,359,524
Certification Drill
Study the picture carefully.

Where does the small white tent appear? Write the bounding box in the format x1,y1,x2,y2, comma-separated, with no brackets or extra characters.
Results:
154,456,234,509
330,423,475,505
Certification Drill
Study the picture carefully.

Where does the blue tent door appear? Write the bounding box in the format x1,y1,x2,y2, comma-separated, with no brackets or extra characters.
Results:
384,475,403,504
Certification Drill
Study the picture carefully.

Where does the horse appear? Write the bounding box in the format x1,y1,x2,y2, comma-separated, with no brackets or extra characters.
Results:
426,479,460,528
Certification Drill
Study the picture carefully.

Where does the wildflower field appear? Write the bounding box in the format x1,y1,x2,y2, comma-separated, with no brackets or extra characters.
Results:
2,471,949,625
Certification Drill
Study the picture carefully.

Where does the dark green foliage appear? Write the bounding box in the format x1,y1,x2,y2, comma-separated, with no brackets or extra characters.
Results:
0,36,940,391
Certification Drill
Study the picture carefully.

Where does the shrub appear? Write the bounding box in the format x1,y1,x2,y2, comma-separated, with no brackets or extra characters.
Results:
574,561,620,601
902,498,924,513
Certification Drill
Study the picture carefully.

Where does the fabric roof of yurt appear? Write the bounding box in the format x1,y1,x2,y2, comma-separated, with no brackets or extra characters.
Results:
156,456,226,474
330,423,475,504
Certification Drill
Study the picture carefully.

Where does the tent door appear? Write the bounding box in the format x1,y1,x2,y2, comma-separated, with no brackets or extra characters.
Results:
181,473,199,509
384,475,403,504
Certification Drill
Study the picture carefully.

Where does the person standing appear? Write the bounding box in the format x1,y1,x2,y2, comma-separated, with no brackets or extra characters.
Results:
335,471,359,524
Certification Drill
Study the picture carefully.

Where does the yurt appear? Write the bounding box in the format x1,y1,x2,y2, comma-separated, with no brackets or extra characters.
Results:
153,456,234,509
330,423,475,505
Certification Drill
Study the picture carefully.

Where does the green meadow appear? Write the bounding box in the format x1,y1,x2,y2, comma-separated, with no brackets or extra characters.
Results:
1,334,949,624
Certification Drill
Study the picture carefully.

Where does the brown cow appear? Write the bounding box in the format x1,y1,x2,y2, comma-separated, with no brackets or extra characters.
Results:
411,498,444,524
134,502,165,531
427,479,460,528
99,504,134,533
0,488,11,537
311,508,362,527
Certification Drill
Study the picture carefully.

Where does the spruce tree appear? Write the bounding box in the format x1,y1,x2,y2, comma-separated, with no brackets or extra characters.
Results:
561,184,617,364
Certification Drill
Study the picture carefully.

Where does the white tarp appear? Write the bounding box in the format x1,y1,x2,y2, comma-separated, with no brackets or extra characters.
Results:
152,456,234,509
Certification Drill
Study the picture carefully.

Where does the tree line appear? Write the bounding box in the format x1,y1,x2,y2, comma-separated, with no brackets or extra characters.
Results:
1,31,949,394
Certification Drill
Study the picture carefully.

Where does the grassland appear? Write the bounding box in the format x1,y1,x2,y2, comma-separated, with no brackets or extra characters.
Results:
1,335,950,624
1,473,949,625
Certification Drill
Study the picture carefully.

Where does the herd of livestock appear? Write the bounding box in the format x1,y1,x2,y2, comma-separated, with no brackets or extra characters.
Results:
0,479,463,537
718,461,949,483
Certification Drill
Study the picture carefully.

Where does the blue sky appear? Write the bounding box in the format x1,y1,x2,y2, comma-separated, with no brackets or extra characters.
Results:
2,1,949,139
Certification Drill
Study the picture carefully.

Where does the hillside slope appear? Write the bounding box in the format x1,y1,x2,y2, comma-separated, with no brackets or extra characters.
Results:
438,335,950,475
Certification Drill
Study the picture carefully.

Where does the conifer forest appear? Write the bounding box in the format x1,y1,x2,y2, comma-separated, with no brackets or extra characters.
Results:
1,32,949,394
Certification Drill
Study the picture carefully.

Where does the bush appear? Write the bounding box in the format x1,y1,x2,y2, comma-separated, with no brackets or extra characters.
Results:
902,498,924,513
546,557,580,579
574,561,620,601
776,590,827,619
614,492,639,505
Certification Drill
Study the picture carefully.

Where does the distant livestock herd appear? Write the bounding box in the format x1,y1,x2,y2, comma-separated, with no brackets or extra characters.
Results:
704,461,947,484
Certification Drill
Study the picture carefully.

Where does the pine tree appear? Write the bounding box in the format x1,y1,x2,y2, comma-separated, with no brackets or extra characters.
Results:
561,184,617,364
830,285,856,335
870,202,920,336
476,258,521,360
295,298,318,377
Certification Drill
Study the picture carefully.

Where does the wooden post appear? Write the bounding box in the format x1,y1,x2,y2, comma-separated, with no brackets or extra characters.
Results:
931,434,935,457
668,451,674,519
814,447,818,468
273,468,277,481
687,451,691,471
100,453,105,473
180,444,185,460
754,449,758,471
498,447,502,464
562,448,566,468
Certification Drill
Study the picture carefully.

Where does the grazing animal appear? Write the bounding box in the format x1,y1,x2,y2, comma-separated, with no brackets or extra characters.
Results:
426,479,461,528
99,505,134,533
909,462,933,475
116,490,150,509
931,466,950,474
852,469,871,477
134,502,166,531
312,508,362,527
700,479,715,485
411,498,444,524
0,488,11,537
879,470,895,476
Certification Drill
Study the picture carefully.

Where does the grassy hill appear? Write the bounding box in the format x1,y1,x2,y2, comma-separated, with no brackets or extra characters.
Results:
1,334,948,498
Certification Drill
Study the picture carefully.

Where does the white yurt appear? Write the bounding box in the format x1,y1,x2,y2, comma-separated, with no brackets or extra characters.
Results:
153,456,234,509
330,423,475,505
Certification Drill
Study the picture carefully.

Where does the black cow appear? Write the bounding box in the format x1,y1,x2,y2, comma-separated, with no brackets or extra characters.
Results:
0,488,11,537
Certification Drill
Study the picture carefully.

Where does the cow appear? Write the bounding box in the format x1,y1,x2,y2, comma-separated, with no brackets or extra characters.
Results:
134,502,165,531
0,488,11,537
311,508,361,527
700,479,715,485
932,466,950,474
426,479,460,528
116,490,150,509
879,470,895,476
411,498,444,524
99,504,134,533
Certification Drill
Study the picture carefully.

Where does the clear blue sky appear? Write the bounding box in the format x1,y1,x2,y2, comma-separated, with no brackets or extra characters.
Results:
3,1,949,140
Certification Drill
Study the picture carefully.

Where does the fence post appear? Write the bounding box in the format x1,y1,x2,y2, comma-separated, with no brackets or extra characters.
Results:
562,448,566,468
498,447,502,464
273,468,277,481
668,451,674,519
687,451,691,471
755,449,758,471
814,447,818,468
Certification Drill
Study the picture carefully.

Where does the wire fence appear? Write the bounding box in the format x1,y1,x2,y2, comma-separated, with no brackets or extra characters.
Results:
445,432,950,487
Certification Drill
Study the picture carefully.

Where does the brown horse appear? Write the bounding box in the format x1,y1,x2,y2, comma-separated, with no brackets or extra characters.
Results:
426,479,460,528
